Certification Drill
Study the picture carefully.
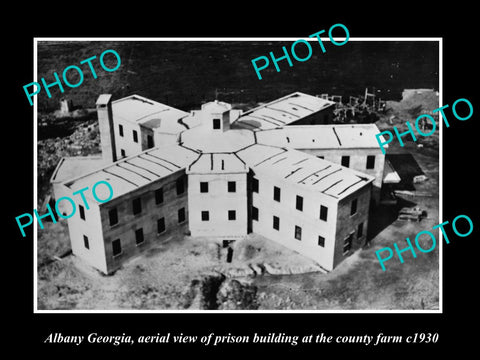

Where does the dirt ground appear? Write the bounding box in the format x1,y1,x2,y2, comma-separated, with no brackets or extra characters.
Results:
37,90,440,311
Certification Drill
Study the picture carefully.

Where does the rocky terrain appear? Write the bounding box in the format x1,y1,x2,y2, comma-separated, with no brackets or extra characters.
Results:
37,111,100,208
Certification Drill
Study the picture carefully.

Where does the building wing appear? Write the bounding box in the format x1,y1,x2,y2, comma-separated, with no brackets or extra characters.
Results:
232,92,335,130
62,144,199,203
236,144,374,200
256,124,383,150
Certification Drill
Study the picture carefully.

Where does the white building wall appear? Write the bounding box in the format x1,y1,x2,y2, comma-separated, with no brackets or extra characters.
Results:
188,173,248,238
113,118,143,159
52,181,74,216
62,184,108,273
250,171,339,271
153,132,179,148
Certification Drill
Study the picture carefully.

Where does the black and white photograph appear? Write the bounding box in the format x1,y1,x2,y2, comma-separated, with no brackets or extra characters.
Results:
33,39,440,311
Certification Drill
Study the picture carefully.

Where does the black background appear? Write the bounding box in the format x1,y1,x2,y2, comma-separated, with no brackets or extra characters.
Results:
6,2,478,356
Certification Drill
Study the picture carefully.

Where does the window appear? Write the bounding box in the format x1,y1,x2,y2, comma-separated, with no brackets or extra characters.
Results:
366,155,375,169
201,211,209,221
135,228,144,245
213,118,221,129
112,239,122,257
83,235,89,249
155,188,164,204
176,178,185,195
252,177,259,193
133,130,138,143
341,156,350,168
320,205,328,221
228,210,236,221
147,135,154,149
343,233,354,255
273,216,280,230
200,182,209,193
132,198,142,215
79,204,85,220
318,236,325,247
228,181,236,193
119,124,123,137
157,217,165,234
178,207,186,223
273,186,281,202
296,195,303,211
121,149,126,158
252,206,258,221
294,225,302,240
357,222,364,238
108,208,118,226
351,199,358,216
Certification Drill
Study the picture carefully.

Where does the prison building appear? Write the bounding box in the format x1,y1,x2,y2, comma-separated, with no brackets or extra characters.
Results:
236,144,374,271
231,92,335,130
255,124,386,203
51,92,378,275
186,153,249,238
57,144,198,274
98,94,190,162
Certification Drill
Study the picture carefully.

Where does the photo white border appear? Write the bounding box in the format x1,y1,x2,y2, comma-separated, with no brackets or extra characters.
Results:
33,36,443,314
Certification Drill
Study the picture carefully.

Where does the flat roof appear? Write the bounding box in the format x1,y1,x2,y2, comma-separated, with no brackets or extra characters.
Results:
63,144,199,203
181,127,255,153
50,155,107,184
112,94,189,131
232,92,335,130
256,124,384,149
187,153,248,174
236,144,374,200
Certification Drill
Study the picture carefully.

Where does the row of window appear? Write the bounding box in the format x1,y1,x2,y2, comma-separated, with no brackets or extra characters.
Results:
118,125,154,151
109,212,182,256
252,208,364,250
92,219,363,258
83,213,363,259
110,206,186,229
253,179,330,219
201,210,236,221
83,209,187,257
270,215,326,247
339,155,376,170
200,181,236,193
252,178,358,220
106,178,185,226
82,181,355,229
119,125,140,143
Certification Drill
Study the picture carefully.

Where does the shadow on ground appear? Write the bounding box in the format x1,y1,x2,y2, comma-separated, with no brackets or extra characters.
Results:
387,153,425,191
